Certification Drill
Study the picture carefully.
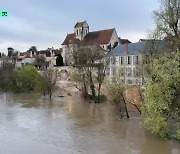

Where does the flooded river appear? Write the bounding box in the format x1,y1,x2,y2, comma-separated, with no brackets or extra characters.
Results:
0,93,179,154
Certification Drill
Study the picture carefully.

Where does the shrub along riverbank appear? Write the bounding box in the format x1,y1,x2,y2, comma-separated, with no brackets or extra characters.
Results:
0,65,58,99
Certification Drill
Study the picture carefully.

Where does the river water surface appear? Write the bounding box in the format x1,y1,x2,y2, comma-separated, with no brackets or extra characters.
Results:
0,93,179,154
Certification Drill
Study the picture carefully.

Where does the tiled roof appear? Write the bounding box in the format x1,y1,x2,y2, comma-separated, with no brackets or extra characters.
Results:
83,28,115,45
23,52,31,58
108,40,165,56
61,28,115,46
61,33,75,45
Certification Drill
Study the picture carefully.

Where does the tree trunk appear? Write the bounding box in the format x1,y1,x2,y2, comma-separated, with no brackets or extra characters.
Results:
121,93,129,118
88,68,96,102
97,83,102,103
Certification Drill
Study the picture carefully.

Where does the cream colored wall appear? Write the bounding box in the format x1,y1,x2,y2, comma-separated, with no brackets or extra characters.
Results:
109,29,119,47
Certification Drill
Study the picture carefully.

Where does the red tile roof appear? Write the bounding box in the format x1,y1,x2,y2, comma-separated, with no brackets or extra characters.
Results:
61,33,75,45
61,28,115,46
23,52,31,58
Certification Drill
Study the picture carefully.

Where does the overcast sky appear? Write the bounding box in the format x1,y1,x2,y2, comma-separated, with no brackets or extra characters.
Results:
0,0,159,53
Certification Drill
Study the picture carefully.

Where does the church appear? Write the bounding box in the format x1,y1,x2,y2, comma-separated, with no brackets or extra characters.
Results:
61,21,122,65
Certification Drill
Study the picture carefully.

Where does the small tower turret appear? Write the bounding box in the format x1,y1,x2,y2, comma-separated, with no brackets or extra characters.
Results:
74,21,89,40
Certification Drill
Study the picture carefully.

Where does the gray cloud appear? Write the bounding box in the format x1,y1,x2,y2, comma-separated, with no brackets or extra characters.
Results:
0,0,159,53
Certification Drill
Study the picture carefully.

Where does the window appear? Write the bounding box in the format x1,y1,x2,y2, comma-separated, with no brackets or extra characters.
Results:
126,67,132,77
111,57,116,65
76,29,79,35
133,68,136,77
106,68,110,76
112,67,116,76
135,55,139,64
121,71,125,76
127,79,132,85
120,56,124,65
135,79,140,85
127,56,131,65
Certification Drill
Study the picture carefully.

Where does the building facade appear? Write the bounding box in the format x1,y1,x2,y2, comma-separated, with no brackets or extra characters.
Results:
107,40,165,85
61,21,120,65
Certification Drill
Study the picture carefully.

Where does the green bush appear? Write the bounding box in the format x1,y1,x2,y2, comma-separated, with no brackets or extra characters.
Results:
142,52,180,140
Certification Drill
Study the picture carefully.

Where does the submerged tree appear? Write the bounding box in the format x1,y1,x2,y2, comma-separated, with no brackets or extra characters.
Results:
0,63,15,92
40,68,59,99
107,67,141,118
15,65,41,92
71,46,106,103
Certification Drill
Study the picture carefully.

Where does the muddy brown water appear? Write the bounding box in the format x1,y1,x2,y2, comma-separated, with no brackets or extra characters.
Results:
0,93,179,154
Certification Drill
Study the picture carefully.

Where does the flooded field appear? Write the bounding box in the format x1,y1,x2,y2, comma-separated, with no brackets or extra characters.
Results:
0,93,179,154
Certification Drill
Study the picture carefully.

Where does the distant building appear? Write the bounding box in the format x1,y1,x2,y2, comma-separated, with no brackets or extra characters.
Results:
61,21,125,65
16,48,62,68
107,40,165,85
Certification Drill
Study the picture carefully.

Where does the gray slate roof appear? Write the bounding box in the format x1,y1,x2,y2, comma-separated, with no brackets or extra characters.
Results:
108,40,165,56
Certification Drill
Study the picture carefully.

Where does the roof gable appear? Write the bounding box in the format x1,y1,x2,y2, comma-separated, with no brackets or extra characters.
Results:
82,28,115,45
61,28,115,46
61,33,75,45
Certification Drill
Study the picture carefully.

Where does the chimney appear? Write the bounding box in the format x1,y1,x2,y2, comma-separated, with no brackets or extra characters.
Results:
124,42,128,54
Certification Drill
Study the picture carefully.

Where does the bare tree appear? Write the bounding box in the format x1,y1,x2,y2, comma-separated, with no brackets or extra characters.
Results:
154,0,180,49
107,67,141,118
41,68,59,99
71,46,106,103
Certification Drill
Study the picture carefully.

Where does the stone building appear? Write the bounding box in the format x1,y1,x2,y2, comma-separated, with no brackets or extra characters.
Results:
107,40,165,85
61,21,120,65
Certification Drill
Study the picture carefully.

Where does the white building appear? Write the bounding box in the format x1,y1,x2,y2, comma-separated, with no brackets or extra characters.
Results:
107,40,165,85
61,21,120,65
16,48,62,68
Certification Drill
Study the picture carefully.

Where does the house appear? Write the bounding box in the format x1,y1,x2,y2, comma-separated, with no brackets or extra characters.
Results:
16,48,62,68
61,21,122,65
107,40,165,85
16,52,36,68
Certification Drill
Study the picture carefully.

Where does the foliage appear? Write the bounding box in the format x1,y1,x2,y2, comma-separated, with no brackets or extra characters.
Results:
154,0,180,37
107,67,130,118
107,66,142,118
71,46,107,103
39,68,59,99
107,81,130,118
154,0,180,50
0,63,16,92
14,65,41,92
142,52,180,140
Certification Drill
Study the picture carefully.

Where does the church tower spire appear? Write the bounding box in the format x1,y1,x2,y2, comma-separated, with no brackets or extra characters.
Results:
74,21,89,40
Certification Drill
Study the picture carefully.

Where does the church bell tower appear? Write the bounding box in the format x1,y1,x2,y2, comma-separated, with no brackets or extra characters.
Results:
74,21,89,40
